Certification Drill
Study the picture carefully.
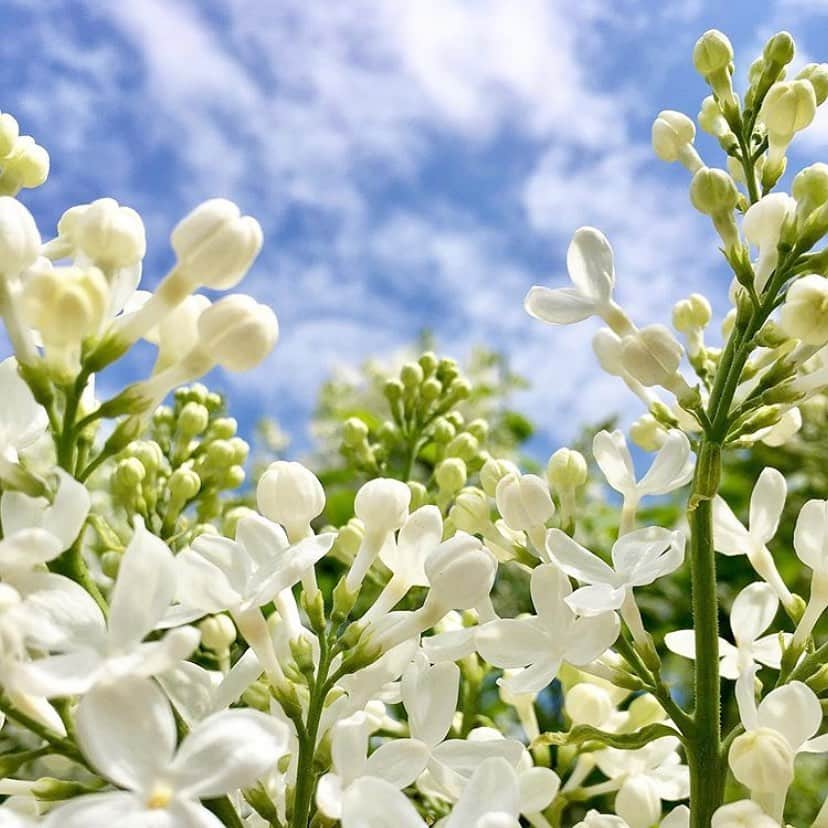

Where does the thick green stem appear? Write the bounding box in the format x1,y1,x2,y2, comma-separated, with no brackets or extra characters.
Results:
291,640,331,828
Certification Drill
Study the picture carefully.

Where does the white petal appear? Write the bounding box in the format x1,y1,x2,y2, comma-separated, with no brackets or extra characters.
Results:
635,430,694,497
518,766,560,813
749,467,786,545
190,534,250,596
316,773,345,820
76,676,177,791
793,499,828,573
213,648,262,712
751,633,790,670
158,661,221,727
41,792,149,828
712,496,751,557
445,757,520,828
593,430,636,496
0,529,62,571
331,713,371,782
14,650,102,697
730,582,778,646
422,627,477,663
756,681,822,749
649,763,691,800
664,630,697,661
565,584,625,616
530,564,572,627
564,612,620,665
166,800,224,828
365,739,429,788
524,286,597,325
402,654,459,747
171,709,289,798
108,519,177,650
476,619,549,669
545,529,615,585
383,506,442,585
611,527,685,586
175,548,241,613
234,513,288,570
499,658,561,696
801,733,828,753
566,226,614,303
341,777,427,828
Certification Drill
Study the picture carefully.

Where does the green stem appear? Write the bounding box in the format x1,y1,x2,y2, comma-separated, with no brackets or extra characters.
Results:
48,527,108,615
204,796,245,828
291,638,332,828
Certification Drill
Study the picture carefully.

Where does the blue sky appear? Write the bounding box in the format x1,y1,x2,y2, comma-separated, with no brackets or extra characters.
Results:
3,0,828,458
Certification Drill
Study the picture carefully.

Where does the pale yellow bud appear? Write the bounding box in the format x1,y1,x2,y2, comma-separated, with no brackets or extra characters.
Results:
629,414,667,452
0,113,19,158
672,293,712,332
621,325,684,388
546,447,587,491
480,457,519,497
728,727,794,793
693,30,733,75
435,457,467,494
798,62,828,105
779,274,828,346
199,614,236,652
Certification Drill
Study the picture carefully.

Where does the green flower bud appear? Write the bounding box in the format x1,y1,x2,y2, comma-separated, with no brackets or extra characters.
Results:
431,417,456,443
763,31,795,70
446,432,479,461
629,414,667,452
436,458,467,493
100,550,121,579
199,614,236,652
446,378,472,402
421,376,442,402
169,467,201,501
222,465,245,489
210,417,238,440
131,440,164,473
377,420,399,445
436,357,459,384
449,486,490,534
793,163,828,223
418,350,438,376
693,30,733,76
798,62,828,105
480,457,518,497
465,418,489,442
333,519,364,561
178,401,209,437
445,411,465,429
546,447,588,491
690,167,739,215
205,391,223,412
228,436,249,465
183,383,209,405
206,439,235,467
400,361,424,387
343,416,369,446
0,112,19,158
153,404,175,427
383,378,404,403
407,480,428,510
698,96,731,139
115,457,145,489
672,293,712,332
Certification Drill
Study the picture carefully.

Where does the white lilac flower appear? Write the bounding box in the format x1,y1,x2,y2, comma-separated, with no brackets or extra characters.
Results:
546,526,684,643
742,194,797,292
476,564,620,695
665,583,789,695
712,468,796,612
525,227,632,335
15,519,199,697
42,676,288,828
0,357,48,470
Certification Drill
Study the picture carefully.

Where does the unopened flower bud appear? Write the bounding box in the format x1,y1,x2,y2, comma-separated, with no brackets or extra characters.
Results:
761,80,817,182
0,113,19,157
168,467,201,501
420,377,442,402
764,31,795,69
0,197,40,276
343,416,369,446
798,62,828,105
693,30,733,76
495,473,555,531
546,448,587,491
257,461,325,538
450,486,490,534
565,682,614,727
115,457,146,490
711,800,780,828
436,458,467,494
672,293,712,332
690,167,740,250
728,727,795,793
466,418,489,442
407,480,428,510
630,414,667,452
652,111,702,172
197,294,278,372
698,96,733,140
0,136,49,194
172,198,262,290
400,361,423,387
145,293,211,372
480,457,519,497
793,163,828,224
354,478,410,535
425,534,496,609
431,416,455,443
615,777,661,828
621,325,684,388
101,550,121,579
70,198,146,270
178,401,210,437
383,379,403,404
418,350,438,375
446,432,479,461
199,614,236,652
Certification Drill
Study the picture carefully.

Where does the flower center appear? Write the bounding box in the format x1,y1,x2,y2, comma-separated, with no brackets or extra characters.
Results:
146,782,174,809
